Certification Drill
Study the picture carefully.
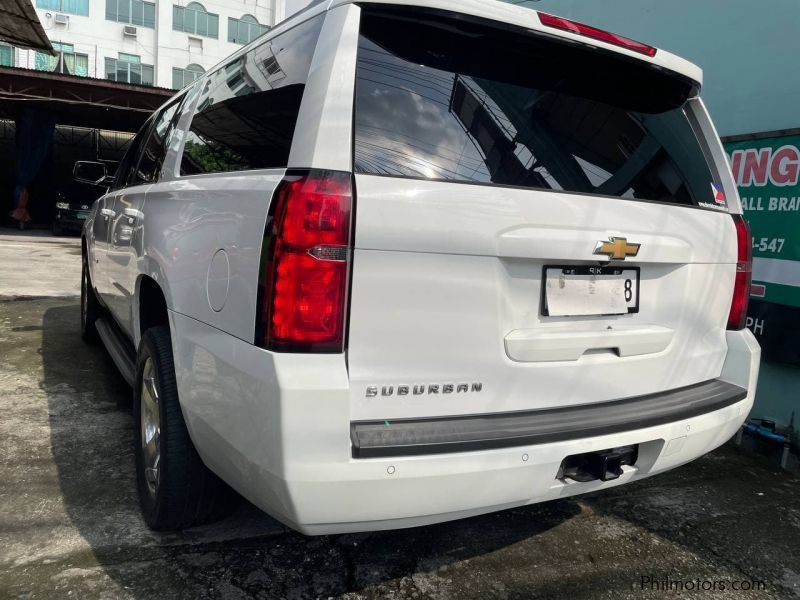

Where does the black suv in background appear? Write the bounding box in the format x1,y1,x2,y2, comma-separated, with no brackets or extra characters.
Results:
53,161,115,235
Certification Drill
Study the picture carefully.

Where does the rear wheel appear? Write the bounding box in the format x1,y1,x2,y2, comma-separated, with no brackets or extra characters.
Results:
80,251,100,344
134,326,230,530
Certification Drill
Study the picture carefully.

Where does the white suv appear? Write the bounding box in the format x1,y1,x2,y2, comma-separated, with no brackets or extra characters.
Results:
82,0,760,534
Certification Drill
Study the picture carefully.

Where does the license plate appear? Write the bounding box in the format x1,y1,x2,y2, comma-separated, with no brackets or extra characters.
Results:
77,214,87,220
542,266,640,317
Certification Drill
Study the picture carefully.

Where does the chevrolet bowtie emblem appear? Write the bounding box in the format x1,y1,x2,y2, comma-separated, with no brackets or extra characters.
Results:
593,237,641,261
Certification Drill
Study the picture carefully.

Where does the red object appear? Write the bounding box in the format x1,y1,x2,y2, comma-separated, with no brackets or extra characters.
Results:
262,170,353,351
537,12,657,57
727,214,752,330
750,284,766,298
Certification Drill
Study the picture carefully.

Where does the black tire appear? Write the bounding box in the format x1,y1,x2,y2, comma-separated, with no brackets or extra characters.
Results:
133,326,231,530
80,250,100,344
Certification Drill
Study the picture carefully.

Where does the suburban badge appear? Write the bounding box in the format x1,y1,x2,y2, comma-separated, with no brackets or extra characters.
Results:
366,383,483,397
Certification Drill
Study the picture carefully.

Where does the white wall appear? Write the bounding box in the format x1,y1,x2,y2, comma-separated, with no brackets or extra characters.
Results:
25,0,285,89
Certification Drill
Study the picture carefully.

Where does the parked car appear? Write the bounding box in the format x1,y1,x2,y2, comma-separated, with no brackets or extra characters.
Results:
53,162,114,235
81,0,760,534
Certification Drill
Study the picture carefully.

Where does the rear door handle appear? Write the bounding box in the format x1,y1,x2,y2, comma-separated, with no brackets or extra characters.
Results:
100,208,116,218
504,325,674,362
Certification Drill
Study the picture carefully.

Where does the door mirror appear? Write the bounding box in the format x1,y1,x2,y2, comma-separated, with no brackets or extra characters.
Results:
73,161,107,185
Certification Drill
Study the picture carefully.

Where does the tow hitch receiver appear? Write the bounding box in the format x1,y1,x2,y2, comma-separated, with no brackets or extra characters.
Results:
558,445,638,482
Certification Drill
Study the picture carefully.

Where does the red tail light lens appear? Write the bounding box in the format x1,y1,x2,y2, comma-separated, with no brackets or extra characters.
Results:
538,12,657,57
727,214,752,330
259,170,353,352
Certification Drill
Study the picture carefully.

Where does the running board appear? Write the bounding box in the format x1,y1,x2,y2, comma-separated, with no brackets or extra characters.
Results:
95,317,136,387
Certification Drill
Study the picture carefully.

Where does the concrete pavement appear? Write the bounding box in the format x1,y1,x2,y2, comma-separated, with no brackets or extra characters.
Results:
1,229,799,599
0,229,82,298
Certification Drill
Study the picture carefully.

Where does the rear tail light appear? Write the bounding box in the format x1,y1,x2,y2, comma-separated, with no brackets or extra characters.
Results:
537,12,657,57
727,214,752,330
258,170,353,352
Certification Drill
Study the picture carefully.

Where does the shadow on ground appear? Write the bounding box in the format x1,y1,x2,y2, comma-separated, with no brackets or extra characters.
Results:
580,446,800,596
39,303,587,598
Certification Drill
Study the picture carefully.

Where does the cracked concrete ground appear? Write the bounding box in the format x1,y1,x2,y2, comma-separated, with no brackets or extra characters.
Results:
1,228,799,599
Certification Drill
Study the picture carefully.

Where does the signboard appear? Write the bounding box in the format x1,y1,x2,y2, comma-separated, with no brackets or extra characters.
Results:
724,135,800,364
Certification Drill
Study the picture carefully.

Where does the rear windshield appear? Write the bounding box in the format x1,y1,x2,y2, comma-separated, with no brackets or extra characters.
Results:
354,7,721,207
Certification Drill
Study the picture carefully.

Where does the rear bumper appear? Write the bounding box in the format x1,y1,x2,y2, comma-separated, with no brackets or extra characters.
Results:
288,394,754,534
170,313,760,535
351,379,746,458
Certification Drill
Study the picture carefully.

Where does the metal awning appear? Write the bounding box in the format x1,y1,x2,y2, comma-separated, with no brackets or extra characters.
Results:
0,0,54,54
0,66,174,131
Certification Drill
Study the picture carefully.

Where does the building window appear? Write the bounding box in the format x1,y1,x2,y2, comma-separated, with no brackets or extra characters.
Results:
0,44,13,67
106,0,155,28
35,42,89,76
37,0,89,16
228,14,267,45
173,2,219,39
179,14,324,176
105,52,154,85
118,52,140,63
172,63,204,89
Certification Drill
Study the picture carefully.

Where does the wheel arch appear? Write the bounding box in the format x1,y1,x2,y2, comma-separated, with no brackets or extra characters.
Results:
135,271,171,349
81,234,100,299
81,233,90,265
134,270,208,459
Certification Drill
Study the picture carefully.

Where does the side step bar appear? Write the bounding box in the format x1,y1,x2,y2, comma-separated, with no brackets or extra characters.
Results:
350,379,747,458
95,317,136,387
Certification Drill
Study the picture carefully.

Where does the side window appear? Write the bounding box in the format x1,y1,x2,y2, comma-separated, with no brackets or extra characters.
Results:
112,120,151,190
132,97,185,185
179,14,323,176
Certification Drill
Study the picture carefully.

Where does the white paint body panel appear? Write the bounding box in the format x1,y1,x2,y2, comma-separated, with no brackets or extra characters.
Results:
140,170,283,343
107,184,150,335
83,0,762,535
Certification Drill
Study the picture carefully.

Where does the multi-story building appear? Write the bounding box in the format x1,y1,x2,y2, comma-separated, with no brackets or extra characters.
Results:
0,0,285,90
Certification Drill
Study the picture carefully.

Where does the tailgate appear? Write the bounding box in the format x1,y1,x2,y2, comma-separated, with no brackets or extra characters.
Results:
346,6,737,421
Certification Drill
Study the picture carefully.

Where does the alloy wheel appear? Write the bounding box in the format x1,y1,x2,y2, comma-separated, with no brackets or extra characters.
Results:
140,358,161,498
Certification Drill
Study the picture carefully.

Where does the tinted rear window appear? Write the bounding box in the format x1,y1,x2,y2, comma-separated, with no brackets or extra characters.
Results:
179,14,323,176
354,8,719,207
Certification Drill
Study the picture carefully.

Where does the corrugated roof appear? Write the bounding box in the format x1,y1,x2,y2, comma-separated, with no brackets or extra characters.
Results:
0,0,54,54
0,65,174,131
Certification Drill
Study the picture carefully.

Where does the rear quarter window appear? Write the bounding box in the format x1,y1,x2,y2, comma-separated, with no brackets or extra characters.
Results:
178,14,323,176
133,97,184,184
354,7,722,208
